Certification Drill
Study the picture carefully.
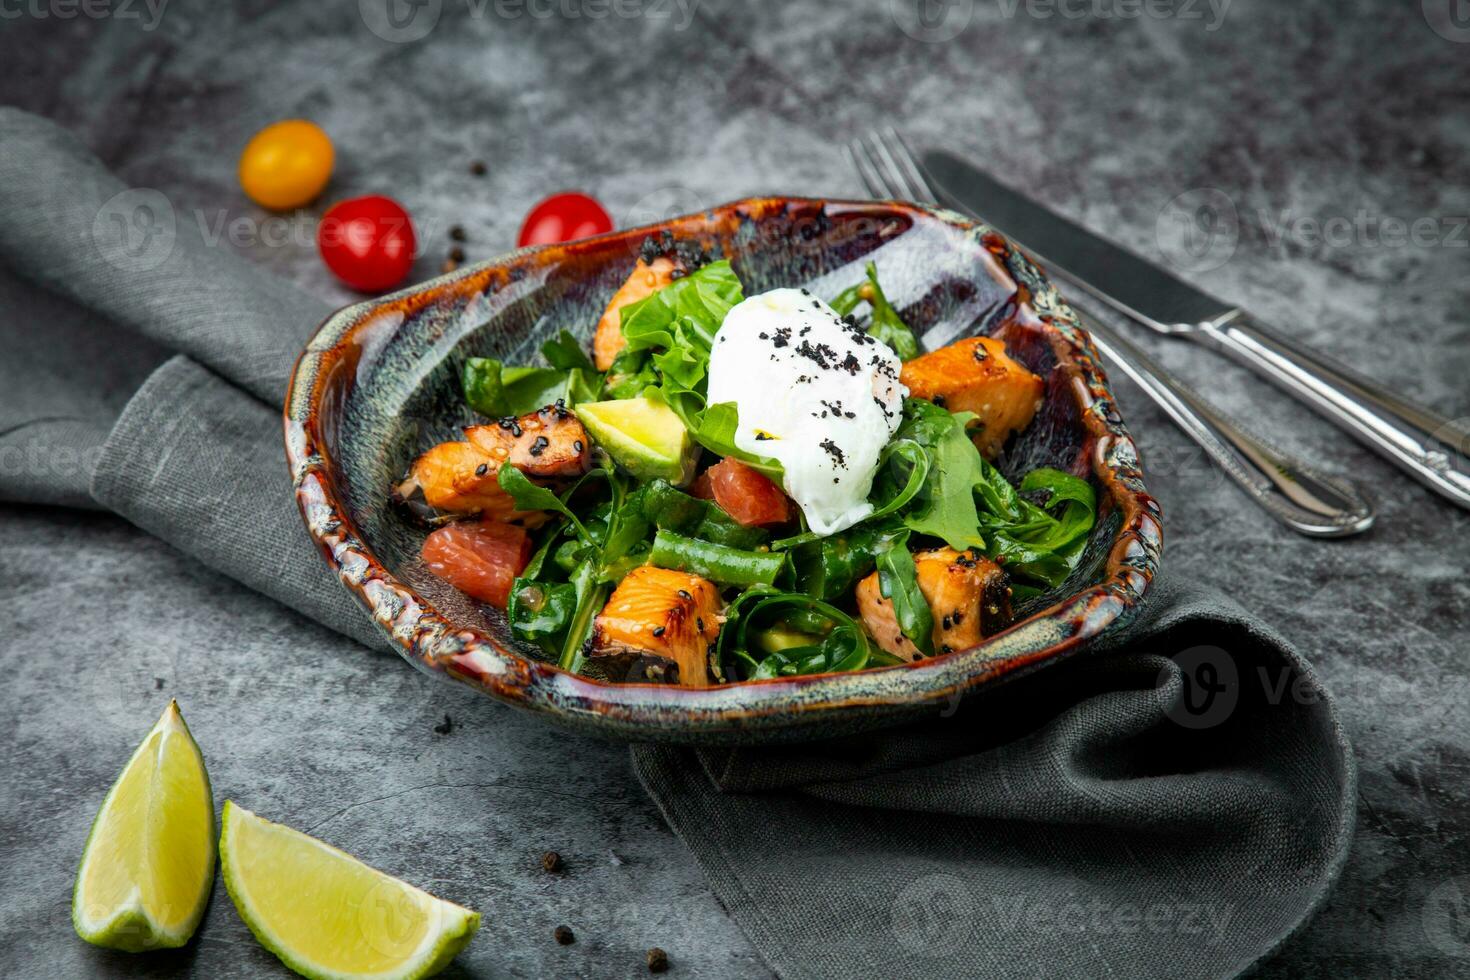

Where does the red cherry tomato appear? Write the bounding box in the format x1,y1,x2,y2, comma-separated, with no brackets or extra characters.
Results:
317,195,417,291
517,192,613,247
705,459,792,527
421,520,531,609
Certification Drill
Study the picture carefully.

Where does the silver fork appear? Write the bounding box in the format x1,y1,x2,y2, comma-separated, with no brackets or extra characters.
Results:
847,128,1376,538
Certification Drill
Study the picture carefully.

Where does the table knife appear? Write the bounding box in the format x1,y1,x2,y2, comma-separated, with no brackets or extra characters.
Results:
922,149,1470,510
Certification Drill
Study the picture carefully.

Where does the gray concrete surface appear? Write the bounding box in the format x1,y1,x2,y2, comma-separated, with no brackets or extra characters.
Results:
2,0,1468,976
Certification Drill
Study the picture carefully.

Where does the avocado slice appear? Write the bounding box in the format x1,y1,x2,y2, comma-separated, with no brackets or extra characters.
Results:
577,396,699,486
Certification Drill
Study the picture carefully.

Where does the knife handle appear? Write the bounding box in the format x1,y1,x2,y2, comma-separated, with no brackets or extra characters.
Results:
1081,315,1375,537
1194,313,1470,510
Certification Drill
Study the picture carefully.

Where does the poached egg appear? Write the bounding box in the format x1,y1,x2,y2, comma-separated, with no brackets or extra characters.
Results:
705,288,907,536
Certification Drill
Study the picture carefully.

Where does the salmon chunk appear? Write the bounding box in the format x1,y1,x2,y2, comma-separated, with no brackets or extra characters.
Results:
592,256,680,371
588,566,724,686
391,440,522,519
394,406,591,519
856,548,1011,662
900,337,1044,458
465,403,592,481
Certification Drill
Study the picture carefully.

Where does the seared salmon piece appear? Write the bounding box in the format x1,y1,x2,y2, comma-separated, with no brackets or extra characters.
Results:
592,256,680,371
588,566,723,687
855,547,1011,662
392,440,524,520
900,336,1044,458
465,403,593,480
394,406,590,520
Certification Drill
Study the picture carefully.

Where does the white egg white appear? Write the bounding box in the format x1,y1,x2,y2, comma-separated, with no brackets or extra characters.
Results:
705,287,907,536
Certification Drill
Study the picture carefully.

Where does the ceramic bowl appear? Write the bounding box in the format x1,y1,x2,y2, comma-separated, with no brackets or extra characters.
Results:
284,198,1161,743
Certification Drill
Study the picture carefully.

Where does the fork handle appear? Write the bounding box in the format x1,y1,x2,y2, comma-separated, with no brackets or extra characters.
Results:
1081,315,1375,537
1192,313,1470,510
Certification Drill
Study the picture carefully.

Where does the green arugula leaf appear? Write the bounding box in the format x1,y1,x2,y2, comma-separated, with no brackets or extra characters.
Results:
541,329,596,371
829,262,920,361
893,399,987,550
875,532,934,656
507,579,578,653
716,588,874,681
462,358,568,417
603,347,659,400
691,402,783,480
496,465,591,541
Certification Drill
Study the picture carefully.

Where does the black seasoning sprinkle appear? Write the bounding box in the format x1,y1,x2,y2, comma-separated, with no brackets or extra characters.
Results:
942,615,952,630
952,611,965,625
754,432,774,441
677,589,693,600
652,626,666,637
433,714,454,735
973,344,989,362
697,617,705,631
942,644,953,654
647,947,670,973
497,416,523,437
573,440,584,452
528,436,550,457
819,438,847,467
933,394,947,408
794,339,832,368
771,327,792,348
474,463,489,476
840,353,862,375
554,925,575,945
541,850,564,873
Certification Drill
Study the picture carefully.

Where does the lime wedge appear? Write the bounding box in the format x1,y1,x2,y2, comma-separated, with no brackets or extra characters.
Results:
220,801,480,980
72,700,215,952
578,395,698,485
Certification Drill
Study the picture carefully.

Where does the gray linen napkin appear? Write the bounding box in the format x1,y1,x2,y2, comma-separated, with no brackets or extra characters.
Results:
0,108,1355,979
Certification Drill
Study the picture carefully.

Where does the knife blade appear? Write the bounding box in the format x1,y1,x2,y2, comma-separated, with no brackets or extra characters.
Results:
922,148,1234,331
921,147,1470,510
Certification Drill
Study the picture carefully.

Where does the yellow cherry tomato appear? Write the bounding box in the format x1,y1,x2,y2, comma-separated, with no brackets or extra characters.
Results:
238,120,334,210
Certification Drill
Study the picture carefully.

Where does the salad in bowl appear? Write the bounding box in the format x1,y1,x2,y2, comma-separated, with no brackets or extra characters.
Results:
391,236,1097,688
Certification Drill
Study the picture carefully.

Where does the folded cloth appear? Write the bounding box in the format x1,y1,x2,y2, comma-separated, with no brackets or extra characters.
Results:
633,578,1354,979
0,108,1355,979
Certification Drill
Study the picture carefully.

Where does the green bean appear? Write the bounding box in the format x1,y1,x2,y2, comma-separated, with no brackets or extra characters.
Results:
649,530,786,587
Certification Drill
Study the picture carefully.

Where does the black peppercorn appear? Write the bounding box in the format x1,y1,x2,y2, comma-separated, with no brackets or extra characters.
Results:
646,947,669,972
554,925,575,945
541,850,563,873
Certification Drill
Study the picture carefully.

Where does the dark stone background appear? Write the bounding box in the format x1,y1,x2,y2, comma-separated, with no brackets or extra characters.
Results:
1,0,1467,976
